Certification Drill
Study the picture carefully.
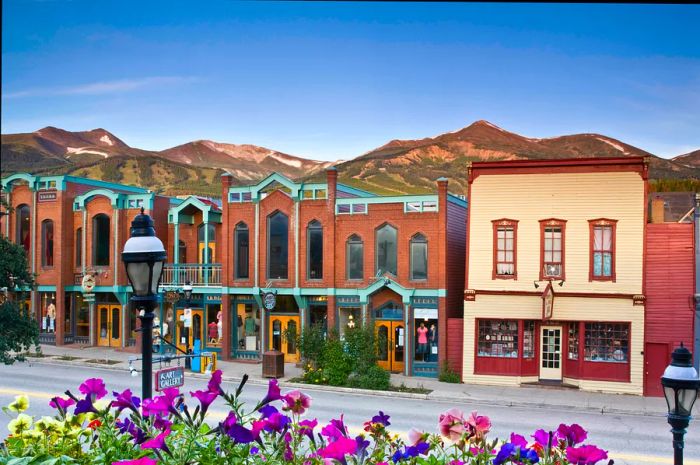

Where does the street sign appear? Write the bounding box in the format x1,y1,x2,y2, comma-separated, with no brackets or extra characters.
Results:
155,366,185,391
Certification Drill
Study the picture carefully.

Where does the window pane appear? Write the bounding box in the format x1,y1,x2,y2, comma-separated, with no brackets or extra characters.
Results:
235,225,249,279
376,225,397,275
478,320,518,358
75,228,82,267
568,323,579,360
268,212,289,279
593,252,602,276
93,214,110,266
584,323,629,362
16,205,31,253
352,203,366,213
42,221,54,267
347,239,363,280
308,223,323,280
523,321,535,358
411,240,427,280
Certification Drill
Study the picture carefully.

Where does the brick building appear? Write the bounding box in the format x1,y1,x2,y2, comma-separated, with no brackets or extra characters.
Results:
158,169,467,377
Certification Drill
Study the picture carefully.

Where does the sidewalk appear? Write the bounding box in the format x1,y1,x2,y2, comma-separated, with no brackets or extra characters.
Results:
34,344,666,417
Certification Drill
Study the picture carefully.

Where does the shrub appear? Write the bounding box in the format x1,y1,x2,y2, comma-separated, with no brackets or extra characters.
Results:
439,360,462,383
297,322,327,368
347,364,391,391
343,324,378,374
321,336,352,386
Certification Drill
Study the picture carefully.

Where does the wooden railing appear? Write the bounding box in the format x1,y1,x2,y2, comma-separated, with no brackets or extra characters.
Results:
160,263,222,287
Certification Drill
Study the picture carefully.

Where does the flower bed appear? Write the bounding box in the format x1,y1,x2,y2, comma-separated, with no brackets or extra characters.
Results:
1,371,611,465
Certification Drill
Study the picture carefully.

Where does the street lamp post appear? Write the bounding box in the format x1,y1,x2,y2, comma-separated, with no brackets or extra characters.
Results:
122,208,166,401
182,281,193,369
661,343,700,465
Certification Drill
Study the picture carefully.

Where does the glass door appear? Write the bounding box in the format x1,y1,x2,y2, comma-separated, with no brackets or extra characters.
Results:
375,321,404,373
540,326,562,380
175,308,204,353
97,305,121,347
269,315,300,363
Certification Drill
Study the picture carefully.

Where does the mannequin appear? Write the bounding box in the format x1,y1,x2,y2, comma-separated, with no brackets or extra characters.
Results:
416,322,429,361
429,323,438,361
46,300,56,333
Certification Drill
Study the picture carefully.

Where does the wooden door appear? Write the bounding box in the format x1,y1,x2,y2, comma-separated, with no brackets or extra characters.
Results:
97,305,121,347
375,321,405,373
269,315,300,363
644,342,669,397
109,305,121,347
175,308,203,353
540,326,562,380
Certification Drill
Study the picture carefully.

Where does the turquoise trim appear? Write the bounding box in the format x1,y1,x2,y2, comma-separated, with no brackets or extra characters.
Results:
2,173,149,195
447,194,468,208
337,194,438,206
169,196,222,224
63,176,148,193
72,189,155,210
2,173,37,191
74,188,121,207
37,285,57,292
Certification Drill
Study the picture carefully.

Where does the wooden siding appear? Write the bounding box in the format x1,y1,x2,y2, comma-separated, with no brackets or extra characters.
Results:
463,294,644,394
467,172,645,295
447,317,464,375
446,201,466,317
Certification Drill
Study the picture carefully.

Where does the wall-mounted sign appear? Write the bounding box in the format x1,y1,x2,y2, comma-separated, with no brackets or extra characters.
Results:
165,291,180,303
38,191,57,202
155,367,185,391
542,282,554,321
414,308,438,320
181,308,192,328
337,296,360,305
82,293,95,303
262,291,277,310
81,274,96,293
412,297,438,306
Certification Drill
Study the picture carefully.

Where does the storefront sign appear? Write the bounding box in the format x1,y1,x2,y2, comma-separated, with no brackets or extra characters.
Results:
414,308,438,320
337,296,360,304
155,367,185,391
165,291,180,303
81,274,96,293
542,282,554,320
262,291,277,310
38,191,57,202
412,297,438,306
82,293,95,303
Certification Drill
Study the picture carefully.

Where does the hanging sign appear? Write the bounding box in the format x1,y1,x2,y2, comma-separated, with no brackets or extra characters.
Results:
262,291,277,310
81,274,96,293
82,293,95,303
542,282,554,321
414,308,438,320
155,367,185,391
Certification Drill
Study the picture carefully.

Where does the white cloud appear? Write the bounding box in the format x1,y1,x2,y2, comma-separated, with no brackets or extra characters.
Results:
3,76,199,99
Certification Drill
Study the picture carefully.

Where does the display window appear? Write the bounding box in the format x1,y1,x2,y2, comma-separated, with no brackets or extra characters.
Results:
477,319,518,358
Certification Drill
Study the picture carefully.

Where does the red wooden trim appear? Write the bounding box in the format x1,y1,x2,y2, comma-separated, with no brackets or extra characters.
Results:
492,219,519,280
470,157,648,182
588,219,618,282
464,180,472,291
472,289,639,299
539,218,567,281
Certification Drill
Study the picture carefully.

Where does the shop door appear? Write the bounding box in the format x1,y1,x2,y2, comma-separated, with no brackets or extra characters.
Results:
540,326,562,380
97,305,121,347
375,321,405,373
644,343,669,397
269,315,300,363
175,308,204,354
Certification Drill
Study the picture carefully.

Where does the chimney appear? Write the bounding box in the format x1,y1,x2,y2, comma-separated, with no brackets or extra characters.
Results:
221,172,233,199
650,195,665,224
326,168,338,211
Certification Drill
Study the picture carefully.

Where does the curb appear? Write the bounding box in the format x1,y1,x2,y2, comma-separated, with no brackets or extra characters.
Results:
25,357,664,417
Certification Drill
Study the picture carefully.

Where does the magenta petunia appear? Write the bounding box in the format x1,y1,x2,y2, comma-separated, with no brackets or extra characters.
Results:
509,433,528,449
49,396,75,411
556,423,588,447
317,436,358,461
566,445,609,465
190,389,218,414
141,397,169,417
79,378,108,400
207,369,223,394
466,411,491,439
262,378,282,405
282,390,312,415
141,427,171,452
532,429,551,447
111,457,157,465
438,408,465,442
298,418,318,440
112,389,140,411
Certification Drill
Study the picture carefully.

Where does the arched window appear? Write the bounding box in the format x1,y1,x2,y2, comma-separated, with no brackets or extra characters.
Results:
346,234,363,280
410,233,428,280
307,220,323,280
197,223,216,263
235,222,249,279
75,228,82,267
41,220,54,267
267,211,288,279
16,204,30,253
92,214,110,266
178,240,187,264
375,224,397,276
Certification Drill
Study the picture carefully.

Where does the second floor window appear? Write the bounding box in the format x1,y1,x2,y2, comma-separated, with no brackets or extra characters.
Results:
492,219,518,279
177,240,187,264
92,213,110,266
267,211,288,279
75,228,82,267
346,234,363,280
16,204,30,253
410,233,428,280
41,220,54,267
376,223,397,276
307,220,323,280
197,223,216,263
590,219,616,281
540,219,566,279
235,222,249,279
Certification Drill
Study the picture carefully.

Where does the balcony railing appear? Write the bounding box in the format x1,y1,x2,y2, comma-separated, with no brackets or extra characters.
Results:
160,263,222,287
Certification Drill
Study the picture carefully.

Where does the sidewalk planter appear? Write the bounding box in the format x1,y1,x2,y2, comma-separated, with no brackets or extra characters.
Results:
1,371,611,464
262,350,284,378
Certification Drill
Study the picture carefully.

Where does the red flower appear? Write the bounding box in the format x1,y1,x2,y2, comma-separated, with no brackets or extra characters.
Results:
87,419,102,430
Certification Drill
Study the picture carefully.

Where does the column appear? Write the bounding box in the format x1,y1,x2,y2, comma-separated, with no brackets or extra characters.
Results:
260,306,267,355
403,303,412,377
361,303,368,326
121,303,127,348
173,222,180,286
326,295,336,330
113,208,119,286
89,302,96,346
221,294,231,360
203,218,210,286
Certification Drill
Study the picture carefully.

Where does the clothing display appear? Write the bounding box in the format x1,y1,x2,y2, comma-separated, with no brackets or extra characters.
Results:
244,316,256,335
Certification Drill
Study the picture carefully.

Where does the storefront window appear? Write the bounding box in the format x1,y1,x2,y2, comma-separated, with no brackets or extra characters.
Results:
338,307,361,339
207,304,222,347
568,323,579,360
584,323,628,362
415,315,438,362
310,305,328,338
128,308,137,342
41,220,54,267
235,223,249,279
477,320,518,358
75,228,82,267
163,306,175,344
64,294,72,335
523,321,535,358
236,303,260,352
92,214,110,266
39,293,57,334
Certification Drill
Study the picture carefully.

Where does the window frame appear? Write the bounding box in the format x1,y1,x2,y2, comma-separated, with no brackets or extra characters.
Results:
41,219,54,268
409,232,428,281
491,219,519,280
346,234,364,281
588,218,617,282
306,220,323,281
75,227,82,268
267,211,289,280
234,222,249,280
15,204,30,253
375,223,398,277
539,218,567,281
92,213,111,267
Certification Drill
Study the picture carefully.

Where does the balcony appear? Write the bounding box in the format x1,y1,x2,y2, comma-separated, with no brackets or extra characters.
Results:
160,263,222,287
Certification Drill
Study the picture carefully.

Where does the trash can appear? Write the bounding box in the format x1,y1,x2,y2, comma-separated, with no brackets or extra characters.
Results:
262,350,284,378
201,351,218,374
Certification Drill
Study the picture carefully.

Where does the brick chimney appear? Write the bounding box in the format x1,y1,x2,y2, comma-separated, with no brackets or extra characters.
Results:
326,168,338,211
651,195,665,224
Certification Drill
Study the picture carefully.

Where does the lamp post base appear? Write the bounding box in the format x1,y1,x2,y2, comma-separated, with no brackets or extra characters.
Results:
138,307,155,401
668,414,690,465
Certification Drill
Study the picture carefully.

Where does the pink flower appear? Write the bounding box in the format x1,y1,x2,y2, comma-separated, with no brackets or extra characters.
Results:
317,436,358,461
466,411,491,439
298,418,318,440
556,423,588,447
408,428,426,446
79,378,107,400
141,397,169,417
111,458,157,465
207,369,223,394
438,408,465,442
509,433,528,449
566,445,608,465
49,396,75,411
262,379,281,405
190,389,218,414
282,390,312,415
141,427,171,452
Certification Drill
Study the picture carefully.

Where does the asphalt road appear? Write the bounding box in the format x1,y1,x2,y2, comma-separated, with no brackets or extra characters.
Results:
1,361,698,465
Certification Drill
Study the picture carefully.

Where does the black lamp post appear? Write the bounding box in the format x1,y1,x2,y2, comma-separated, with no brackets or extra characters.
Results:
122,208,166,401
661,343,700,465
182,281,193,369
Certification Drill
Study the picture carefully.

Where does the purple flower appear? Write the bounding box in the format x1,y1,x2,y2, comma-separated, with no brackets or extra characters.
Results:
79,378,107,400
250,447,259,455
392,442,430,462
555,424,588,447
115,418,147,445
142,397,169,417
371,411,391,426
355,434,371,453
141,427,171,453
261,379,281,405
226,422,263,444
264,412,291,433
112,389,140,412
49,396,75,411
221,411,237,435
317,436,357,462
74,397,97,415
154,416,172,432
259,404,278,419
111,458,157,465
298,418,318,440
190,389,218,414
494,442,540,465
566,445,608,465
532,429,551,448
208,369,223,394
510,433,528,449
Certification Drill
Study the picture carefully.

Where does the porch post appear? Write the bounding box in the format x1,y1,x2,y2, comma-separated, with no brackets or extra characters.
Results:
404,303,411,376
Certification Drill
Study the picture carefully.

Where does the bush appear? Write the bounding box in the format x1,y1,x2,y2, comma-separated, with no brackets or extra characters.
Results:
347,364,391,391
321,336,352,386
343,324,377,373
297,322,327,369
439,360,462,383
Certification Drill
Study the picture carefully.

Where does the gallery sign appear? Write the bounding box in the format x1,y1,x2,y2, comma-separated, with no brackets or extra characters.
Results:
155,367,185,391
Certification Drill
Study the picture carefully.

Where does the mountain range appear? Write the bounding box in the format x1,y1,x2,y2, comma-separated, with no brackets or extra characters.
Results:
2,121,698,196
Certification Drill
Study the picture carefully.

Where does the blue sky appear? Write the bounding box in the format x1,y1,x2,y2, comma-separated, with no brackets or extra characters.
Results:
2,2,699,161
